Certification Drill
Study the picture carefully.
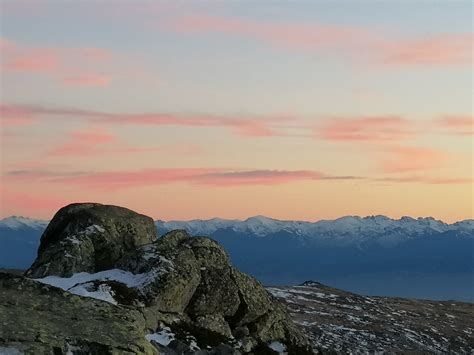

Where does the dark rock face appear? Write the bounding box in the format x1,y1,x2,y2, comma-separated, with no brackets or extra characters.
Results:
26,203,157,278
7,203,312,354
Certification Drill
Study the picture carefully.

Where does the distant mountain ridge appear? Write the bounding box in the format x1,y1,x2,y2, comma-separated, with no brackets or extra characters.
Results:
0,216,49,230
3,214,472,236
156,215,474,246
1,214,473,301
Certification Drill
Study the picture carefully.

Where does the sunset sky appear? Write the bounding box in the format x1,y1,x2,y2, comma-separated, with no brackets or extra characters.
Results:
0,1,472,222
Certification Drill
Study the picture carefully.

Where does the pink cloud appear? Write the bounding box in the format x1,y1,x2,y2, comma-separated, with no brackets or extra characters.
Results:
55,168,220,189
46,126,201,157
71,129,117,144
168,15,374,51
62,74,111,87
101,113,287,137
1,37,118,87
108,114,285,137
1,188,71,212
380,146,446,173
318,116,412,142
48,127,118,157
0,104,39,125
165,15,472,66
1,103,286,137
438,115,474,135
4,168,357,190
194,170,326,187
6,49,58,72
383,34,473,66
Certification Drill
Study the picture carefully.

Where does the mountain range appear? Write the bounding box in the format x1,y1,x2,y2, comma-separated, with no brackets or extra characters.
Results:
1,215,473,301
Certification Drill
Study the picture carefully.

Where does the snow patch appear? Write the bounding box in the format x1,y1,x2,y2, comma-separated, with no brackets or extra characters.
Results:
0,347,24,355
268,341,287,354
68,282,117,305
34,268,165,304
146,327,175,346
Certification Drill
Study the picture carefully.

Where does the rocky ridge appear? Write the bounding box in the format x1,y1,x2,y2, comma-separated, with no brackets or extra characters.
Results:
1,203,312,354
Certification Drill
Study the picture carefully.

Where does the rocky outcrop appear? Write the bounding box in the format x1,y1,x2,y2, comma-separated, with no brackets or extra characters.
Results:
26,203,157,278
8,203,313,354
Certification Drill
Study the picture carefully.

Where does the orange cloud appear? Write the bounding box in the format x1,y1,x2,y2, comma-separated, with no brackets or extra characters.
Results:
377,176,473,185
318,116,412,142
438,115,474,135
380,146,446,173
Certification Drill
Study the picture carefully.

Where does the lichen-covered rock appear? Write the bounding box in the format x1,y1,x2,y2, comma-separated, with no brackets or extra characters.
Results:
26,203,157,278
0,272,157,354
195,314,233,338
19,203,313,354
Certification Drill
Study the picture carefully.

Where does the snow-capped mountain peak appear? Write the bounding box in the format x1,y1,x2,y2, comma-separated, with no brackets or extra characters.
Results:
2,215,472,244
0,216,49,230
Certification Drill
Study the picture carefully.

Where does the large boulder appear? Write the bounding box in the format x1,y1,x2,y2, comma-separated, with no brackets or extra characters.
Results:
26,203,157,278
21,203,313,354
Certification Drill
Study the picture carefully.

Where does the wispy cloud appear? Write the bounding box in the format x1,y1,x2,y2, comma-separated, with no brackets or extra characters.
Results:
47,127,118,157
0,103,288,137
0,104,39,125
167,15,371,50
6,167,469,191
46,126,202,157
165,15,473,66
62,74,111,87
4,168,360,190
193,170,326,187
379,146,446,173
438,115,474,135
1,37,119,87
382,34,473,66
317,116,412,142
376,176,473,185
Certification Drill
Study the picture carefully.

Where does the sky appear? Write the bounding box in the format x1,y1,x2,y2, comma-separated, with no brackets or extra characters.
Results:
0,0,472,222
